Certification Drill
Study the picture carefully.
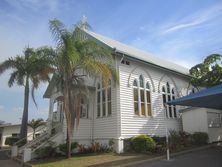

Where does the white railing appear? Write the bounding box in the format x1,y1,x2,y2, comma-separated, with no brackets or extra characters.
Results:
15,123,62,153
14,125,47,147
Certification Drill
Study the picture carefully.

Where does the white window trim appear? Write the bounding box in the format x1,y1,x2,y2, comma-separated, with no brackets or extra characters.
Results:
162,83,177,119
133,76,152,117
96,79,112,118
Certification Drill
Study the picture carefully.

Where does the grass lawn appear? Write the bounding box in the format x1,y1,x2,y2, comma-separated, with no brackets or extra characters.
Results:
31,153,157,167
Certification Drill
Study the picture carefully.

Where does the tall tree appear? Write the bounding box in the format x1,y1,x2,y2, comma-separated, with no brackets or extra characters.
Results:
28,118,46,139
49,19,117,158
0,47,54,140
190,54,222,88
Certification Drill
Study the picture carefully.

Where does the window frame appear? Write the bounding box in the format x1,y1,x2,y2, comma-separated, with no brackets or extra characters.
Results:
133,75,152,117
79,96,88,119
207,112,221,128
96,79,112,118
162,82,177,119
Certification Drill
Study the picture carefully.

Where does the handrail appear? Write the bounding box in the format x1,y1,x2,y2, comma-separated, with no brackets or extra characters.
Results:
14,125,47,146
18,123,62,152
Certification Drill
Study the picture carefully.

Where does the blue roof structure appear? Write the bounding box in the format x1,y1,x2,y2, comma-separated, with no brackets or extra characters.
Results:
167,84,222,110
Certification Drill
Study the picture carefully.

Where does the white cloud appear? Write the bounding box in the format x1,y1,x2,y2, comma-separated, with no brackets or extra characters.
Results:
5,0,59,13
12,107,23,113
162,4,222,34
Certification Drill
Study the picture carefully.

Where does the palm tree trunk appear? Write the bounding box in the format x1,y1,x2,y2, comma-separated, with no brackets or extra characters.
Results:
33,129,35,139
66,127,71,158
20,77,29,142
64,79,72,158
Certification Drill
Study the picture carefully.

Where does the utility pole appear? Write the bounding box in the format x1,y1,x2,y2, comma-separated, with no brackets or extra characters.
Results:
164,104,170,161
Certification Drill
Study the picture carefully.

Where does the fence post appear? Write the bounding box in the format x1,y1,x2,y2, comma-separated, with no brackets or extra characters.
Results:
23,148,31,162
11,145,18,157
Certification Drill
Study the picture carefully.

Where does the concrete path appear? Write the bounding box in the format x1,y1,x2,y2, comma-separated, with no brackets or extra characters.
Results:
0,149,21,167
129,146,222,167
0,160,21,167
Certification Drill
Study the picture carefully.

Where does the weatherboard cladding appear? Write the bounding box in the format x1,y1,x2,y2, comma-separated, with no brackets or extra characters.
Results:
63,77,119,140
118,60,184,137
83,29,189,76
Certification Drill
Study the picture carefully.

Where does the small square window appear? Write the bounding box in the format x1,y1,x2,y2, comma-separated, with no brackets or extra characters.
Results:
126,61,130,65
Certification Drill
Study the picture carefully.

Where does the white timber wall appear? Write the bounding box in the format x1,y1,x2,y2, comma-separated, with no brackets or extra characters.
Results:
0,125,45,146
118,57,191,138
182,108,222,143
92,67,120,141
182,108,208,133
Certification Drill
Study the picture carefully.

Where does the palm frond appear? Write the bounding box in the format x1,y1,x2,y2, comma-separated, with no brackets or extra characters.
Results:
8,71,19,87
31,77,40,108
0,58,18,75
49,19,67,47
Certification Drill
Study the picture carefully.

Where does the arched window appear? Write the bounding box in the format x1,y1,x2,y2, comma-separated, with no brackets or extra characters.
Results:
133,79,139,115
171,88,177,118
166,83,172,118
146,82,152,116
139,75,144,88
139,76,145,116
96,79,112,118
133,80,138,87
80,96,88,118
162,86,167,117
133,75,152,117
162,82,177,118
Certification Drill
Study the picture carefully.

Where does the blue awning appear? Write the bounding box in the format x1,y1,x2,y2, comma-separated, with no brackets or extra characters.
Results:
167,84,222,110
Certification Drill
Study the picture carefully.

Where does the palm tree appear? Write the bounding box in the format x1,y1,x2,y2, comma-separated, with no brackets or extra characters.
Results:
28,118,46,139
49,19,118,158
0,47,54,141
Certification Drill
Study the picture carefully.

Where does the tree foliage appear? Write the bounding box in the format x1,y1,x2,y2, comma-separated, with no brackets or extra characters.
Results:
0,47,54,140
28,118,46,139
190,54,222,88
48,19,118,158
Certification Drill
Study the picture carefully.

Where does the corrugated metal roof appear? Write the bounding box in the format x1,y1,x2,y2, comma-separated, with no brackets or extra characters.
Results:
83,29,190,76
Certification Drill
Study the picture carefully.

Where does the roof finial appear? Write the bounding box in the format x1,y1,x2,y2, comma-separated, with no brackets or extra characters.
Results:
81,15,88,30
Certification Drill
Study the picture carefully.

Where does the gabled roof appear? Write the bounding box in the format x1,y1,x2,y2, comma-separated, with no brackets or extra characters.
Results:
83,29,190,76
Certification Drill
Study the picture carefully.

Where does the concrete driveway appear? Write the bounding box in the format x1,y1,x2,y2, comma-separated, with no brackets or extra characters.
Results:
0,149,21,167
129,146,222,167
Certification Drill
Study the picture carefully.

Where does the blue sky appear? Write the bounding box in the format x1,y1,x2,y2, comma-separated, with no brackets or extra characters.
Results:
0,0,222,124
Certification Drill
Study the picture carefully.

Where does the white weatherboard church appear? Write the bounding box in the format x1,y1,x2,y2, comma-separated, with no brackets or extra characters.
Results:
43,28,193,154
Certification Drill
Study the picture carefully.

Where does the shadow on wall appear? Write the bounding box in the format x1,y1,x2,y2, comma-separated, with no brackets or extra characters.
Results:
137,93,182,137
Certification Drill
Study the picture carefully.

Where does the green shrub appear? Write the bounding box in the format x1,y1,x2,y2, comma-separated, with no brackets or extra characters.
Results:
124,138,133,152
35,145,57,159
108,139,115,152
131,135,156,153
152,136,166,154
192,132,209,145
152,136,166,145
169,130,181,150
58,142,78,154
5,137,19,146
179,131,192,147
